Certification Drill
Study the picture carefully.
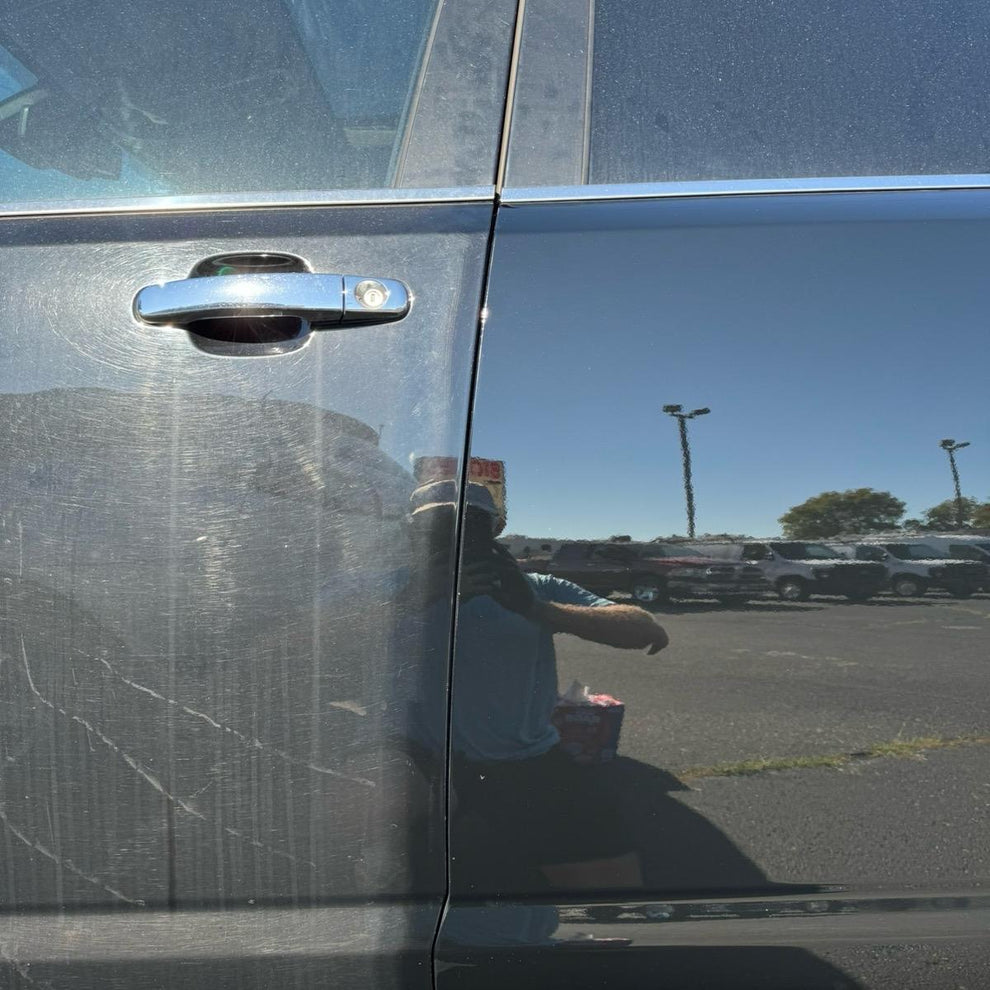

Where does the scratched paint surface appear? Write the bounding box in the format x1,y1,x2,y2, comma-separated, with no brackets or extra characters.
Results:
0,207,488,922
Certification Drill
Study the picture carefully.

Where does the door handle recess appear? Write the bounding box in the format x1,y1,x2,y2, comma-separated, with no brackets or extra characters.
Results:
134,272,410,327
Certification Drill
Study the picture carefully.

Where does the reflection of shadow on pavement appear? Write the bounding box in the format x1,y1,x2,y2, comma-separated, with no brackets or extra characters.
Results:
612,757,775,892
453,757,839,899
442,756,862,989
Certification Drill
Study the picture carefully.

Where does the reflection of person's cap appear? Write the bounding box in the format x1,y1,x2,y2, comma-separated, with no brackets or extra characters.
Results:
410,480,498,517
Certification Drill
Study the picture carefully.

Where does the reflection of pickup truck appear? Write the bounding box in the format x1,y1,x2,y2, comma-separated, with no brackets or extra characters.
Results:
831,542,989,598
693,542,888,602
518,541,769,606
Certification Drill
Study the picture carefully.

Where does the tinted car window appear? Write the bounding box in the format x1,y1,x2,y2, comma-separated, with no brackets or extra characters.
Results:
0,0,504,206
507,0,990,187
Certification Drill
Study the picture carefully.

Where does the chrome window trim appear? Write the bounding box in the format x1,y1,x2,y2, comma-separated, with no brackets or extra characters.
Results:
0,186,495,220
501,175,990,206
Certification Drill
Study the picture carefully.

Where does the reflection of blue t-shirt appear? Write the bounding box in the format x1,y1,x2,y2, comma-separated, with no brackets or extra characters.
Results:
411,574,612,763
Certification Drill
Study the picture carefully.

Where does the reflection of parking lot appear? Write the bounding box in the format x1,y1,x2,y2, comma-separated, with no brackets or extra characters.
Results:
556,593,990,771
556,594,990,897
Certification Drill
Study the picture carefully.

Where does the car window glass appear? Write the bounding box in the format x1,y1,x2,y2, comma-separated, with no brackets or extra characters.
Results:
0,0,506,207
508,0,990,187
0,44,34,100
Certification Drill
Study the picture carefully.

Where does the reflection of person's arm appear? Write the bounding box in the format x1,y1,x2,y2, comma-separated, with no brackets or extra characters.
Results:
530,602,669,654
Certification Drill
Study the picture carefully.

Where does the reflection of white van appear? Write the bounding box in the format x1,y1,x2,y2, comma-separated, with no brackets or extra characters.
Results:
691,541,887,602
831,542,988,598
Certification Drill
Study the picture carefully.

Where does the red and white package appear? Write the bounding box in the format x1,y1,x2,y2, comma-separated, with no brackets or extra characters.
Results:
551,681,625,764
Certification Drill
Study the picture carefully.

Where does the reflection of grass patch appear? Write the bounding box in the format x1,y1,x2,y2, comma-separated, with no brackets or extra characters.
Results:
679,734,990,782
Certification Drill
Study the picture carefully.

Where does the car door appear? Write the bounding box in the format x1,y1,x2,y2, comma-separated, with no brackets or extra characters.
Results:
543,543,596,588
561,544,629,593
440,1,990,987
0,2,514,987
593,545,638,589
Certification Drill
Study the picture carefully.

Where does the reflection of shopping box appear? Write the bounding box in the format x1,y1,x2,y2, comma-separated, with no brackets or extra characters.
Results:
551,693,625,764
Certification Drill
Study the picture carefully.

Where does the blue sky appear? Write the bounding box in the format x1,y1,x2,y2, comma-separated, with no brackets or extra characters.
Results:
470,201,990,540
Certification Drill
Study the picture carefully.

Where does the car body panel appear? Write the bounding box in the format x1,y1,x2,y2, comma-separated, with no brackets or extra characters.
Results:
0,206,491,988
0,1,520,981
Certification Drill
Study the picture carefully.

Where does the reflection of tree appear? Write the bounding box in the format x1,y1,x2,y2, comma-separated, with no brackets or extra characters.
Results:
905,496,990,531
779,488,905,539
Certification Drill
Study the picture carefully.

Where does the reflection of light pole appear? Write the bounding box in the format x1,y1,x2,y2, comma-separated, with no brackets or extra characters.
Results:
939,438,971,528
663,404,710,538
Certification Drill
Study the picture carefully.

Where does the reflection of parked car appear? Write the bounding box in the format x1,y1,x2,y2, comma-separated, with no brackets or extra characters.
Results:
693,542,887,602
912,536,990,590
520,541,769,606
830,542,988,598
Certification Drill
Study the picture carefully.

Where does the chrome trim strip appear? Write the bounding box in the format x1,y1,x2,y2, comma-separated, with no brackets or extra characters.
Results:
0,186,495,219
580,0,595,185
494,0,527,193
502,174,990,205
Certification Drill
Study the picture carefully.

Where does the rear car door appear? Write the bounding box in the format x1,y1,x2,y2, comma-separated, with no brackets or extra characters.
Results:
0,2,514,986
441,2,990,987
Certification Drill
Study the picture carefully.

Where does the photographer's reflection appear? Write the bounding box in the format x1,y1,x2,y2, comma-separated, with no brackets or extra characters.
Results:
407,481,668,895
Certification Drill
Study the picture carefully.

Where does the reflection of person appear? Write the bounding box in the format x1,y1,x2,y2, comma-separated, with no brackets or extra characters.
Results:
408,481,669,892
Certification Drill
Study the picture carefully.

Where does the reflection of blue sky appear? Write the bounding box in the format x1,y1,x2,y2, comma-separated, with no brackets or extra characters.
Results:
0,150,170,202
283,0,436,122
472,197,990,539
0,0,437,206
0,45,36,99
1,43,167,200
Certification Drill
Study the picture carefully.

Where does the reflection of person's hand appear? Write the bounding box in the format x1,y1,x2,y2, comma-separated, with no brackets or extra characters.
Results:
458,558,501,600
488,544,537,616
645,624,670,655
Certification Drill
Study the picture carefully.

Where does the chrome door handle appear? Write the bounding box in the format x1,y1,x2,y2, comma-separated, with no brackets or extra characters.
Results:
134,272,410,326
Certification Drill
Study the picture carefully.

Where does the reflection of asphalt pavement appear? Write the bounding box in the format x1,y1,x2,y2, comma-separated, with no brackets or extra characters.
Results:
555,593,990,770
673,745,990,887
553,595,990,985
556,593,990,887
